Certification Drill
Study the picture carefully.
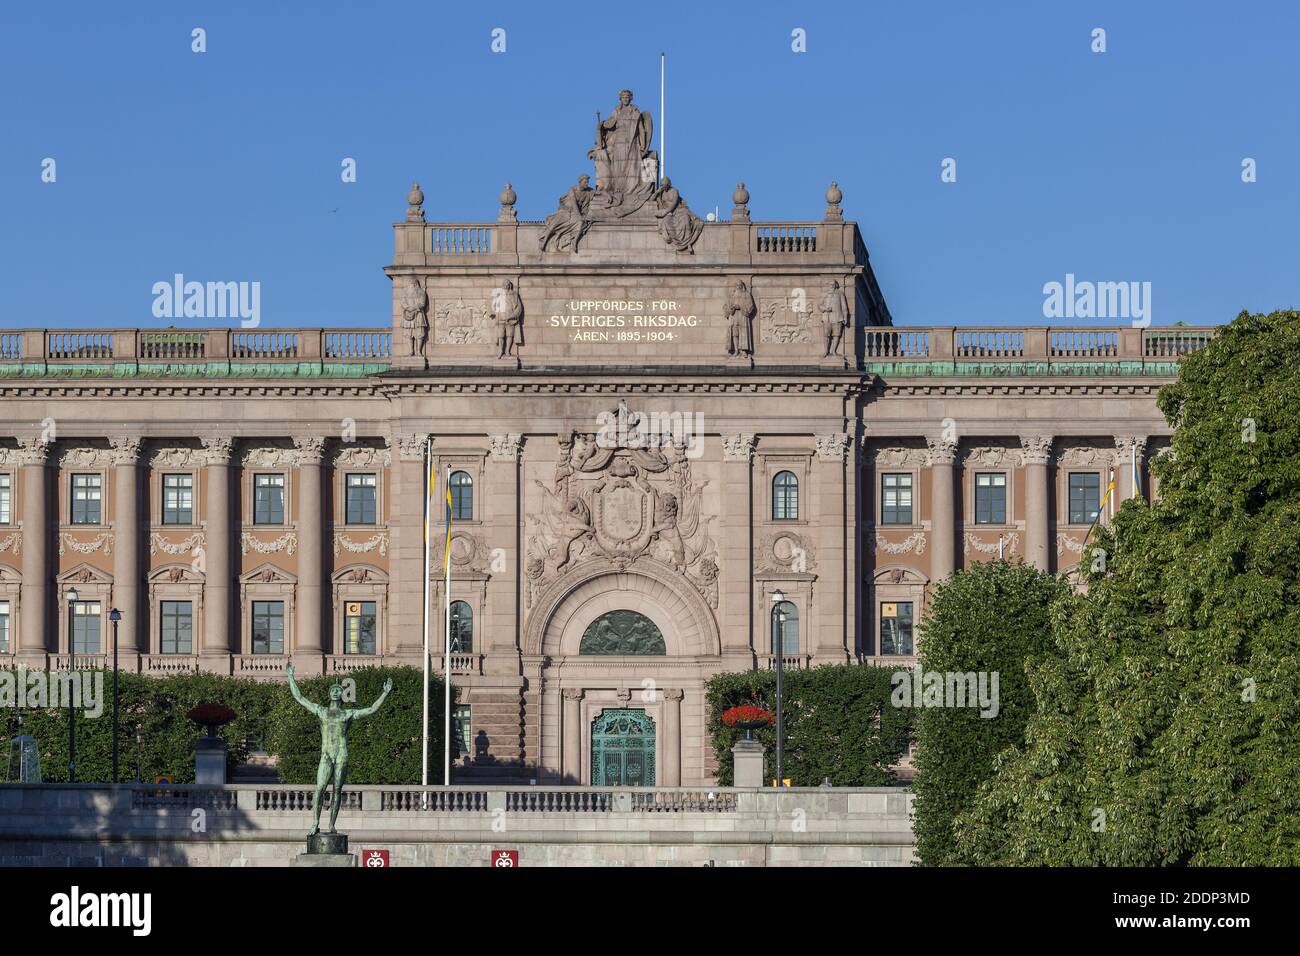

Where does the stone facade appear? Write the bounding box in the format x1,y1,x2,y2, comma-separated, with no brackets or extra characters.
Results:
0,89,1215,786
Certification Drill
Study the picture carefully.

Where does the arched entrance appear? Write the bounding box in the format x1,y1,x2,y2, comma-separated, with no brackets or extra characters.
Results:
591,708,656,786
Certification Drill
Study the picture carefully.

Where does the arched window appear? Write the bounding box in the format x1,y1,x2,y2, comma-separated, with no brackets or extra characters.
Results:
579,610,666,656
770,601,799,655
449,471,473,521
449,600,473,653
773,471,799,520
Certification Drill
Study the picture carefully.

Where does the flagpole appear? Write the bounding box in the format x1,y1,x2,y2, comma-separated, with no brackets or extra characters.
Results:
659,52,666,181
443,465,452,787
420,437,432,794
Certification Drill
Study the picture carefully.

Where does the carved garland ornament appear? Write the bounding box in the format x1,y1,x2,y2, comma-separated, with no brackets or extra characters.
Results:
150,533,203,557
0,533,20,555
1056,533,1086,555
876,532,927,555
241,532,297,556
964,532,1020,556
59,533,113,556
334,533,388,558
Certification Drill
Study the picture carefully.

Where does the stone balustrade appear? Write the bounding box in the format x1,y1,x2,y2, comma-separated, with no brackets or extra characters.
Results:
0,783,915,866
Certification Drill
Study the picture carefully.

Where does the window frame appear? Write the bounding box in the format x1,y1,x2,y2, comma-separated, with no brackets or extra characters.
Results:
343,599,378,655
250,600,286,656
344,472,379,526
161,473,195,526
69,473,104,526
973,471,1008,526
69,599,103,654
1067,471,1103,525
879,600,915,657
252,472,287,526
449,470,474,522
0,471,12,526
449,599,473,654
159,599,194,655
771,470,799,521
879,472,915,526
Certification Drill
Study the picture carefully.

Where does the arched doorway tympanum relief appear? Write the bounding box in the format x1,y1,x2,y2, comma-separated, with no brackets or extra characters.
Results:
579,609,665,655
591,708,656,786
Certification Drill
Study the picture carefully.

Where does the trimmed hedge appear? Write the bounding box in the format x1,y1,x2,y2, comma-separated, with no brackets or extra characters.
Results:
706,664,911,786
910,559,1064,866
270,666,451,785
0,666,446,785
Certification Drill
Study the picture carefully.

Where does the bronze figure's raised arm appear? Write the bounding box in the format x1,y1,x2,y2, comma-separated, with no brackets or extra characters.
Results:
285,662,393,836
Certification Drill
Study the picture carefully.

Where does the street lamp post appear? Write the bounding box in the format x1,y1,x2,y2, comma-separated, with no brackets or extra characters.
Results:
771,589,786,788
109,607,122,784
65,586,78,783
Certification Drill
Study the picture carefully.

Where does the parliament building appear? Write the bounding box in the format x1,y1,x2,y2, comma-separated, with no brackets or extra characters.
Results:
0,89,1213,786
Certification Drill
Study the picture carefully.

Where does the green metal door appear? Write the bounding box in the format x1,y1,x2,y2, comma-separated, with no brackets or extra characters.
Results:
591,709,656,786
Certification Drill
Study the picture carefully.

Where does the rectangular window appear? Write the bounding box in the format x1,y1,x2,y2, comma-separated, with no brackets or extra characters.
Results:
345,473,378,525
71,601,101,654
974,472,1007,525
160,600,193,654
71,474,102,524
0,473,11,525
0,601,9,654
1069,472,1102,524
253,474,285,525
162,474,194,525
452,704,471,760
251,601,285,655
880,473,913,525
880,601,914,656
344,600,377,655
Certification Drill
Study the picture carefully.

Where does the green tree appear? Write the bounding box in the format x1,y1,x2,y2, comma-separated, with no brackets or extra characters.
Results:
952,310,1300,865
910,560,1064,865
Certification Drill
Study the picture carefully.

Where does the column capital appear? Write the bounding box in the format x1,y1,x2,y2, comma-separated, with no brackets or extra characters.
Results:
722,433,757,463
393,432,431,462
815,432,851,462
489,433,524,461
109,436,144,465
1114,434,1148,458
201,435,235,465
663,688,685,702
16,436,51,465
561,687,585,702
1019,434,1054,466
925,435,958,466
293,436,328,465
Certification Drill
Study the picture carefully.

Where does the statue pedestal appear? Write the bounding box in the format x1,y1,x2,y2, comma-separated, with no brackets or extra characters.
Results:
488,353,521,369
819,354,847,370
194,736,227,785
294,831,354,866
732,739,764,788
724,353,754,370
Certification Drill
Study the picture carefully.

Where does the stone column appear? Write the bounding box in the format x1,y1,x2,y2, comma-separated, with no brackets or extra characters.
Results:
662,688,683,786
1114,435,1146,504
813,433,851,662
720,434,756,670
561,688,583,784
926,436,958,580
485,434,522,674
17,437,51,663
1020,435,1053,572
109,437,143,666
200,437,235,671
388,433,430,662
293,437,326,674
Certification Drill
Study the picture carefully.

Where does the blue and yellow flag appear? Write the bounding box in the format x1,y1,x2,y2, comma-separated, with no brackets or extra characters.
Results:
442,476,454,573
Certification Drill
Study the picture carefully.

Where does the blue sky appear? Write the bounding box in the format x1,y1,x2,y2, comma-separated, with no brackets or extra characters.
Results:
2,0,1295,330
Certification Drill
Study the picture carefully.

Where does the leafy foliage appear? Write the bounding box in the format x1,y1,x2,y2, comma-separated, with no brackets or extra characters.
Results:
952,310,1300,865
706,664,911,786
1,666,448,786
911,559,1064,865
269,666,450,785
